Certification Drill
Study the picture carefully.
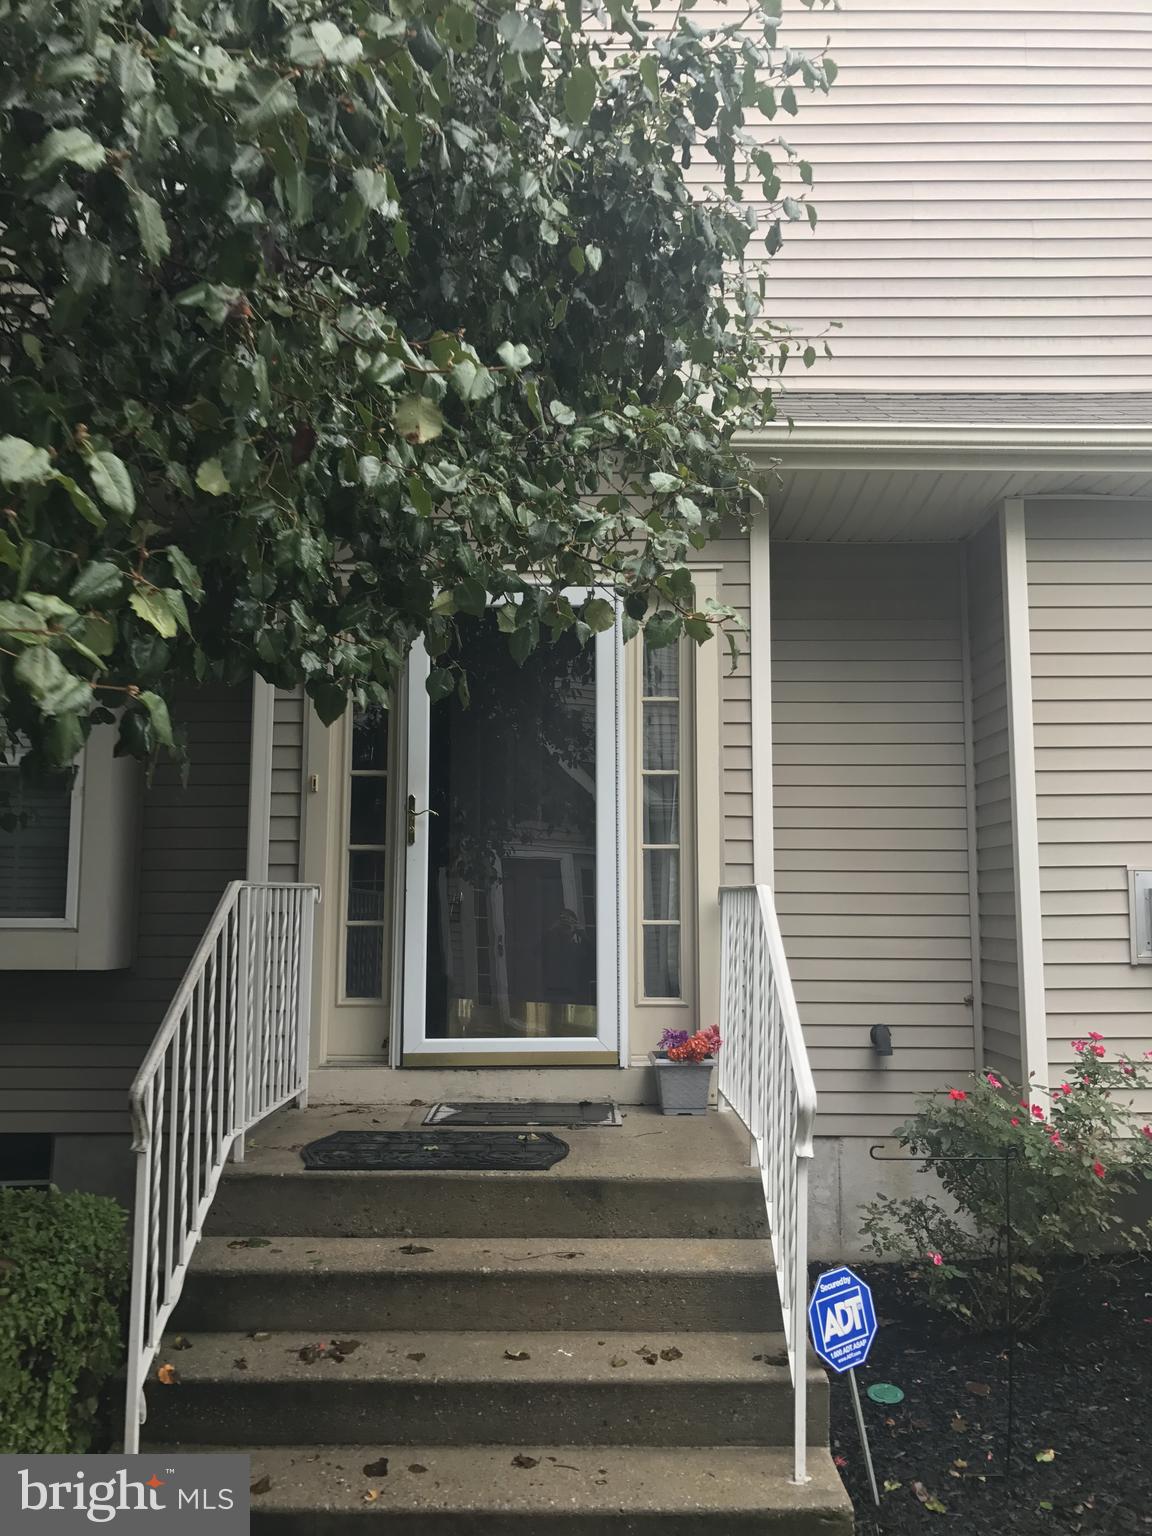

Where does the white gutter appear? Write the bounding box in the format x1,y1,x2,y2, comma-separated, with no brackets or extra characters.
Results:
733,421,1152,474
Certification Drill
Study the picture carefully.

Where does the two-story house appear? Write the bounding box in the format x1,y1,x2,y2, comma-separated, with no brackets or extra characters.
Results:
2,1,1149,1526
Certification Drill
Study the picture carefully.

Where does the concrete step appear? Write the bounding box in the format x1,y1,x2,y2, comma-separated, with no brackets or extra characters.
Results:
207,1107,767,1240
155,1444,854,1535
206,1168,766,1240
144,1330,828,1450
174,1237,783,1334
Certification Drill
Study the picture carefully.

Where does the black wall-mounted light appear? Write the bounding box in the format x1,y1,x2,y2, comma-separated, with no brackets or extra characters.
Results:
870,1023,893,1058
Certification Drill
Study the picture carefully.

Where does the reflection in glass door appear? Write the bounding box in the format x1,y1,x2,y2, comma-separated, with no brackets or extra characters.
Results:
403,602,623,1060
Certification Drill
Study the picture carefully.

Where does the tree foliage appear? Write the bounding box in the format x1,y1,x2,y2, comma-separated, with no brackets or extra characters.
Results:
0,0,834,768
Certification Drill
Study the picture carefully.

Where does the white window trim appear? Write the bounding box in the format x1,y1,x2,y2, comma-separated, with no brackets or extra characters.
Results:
631,630,694,1012
0,750,85,930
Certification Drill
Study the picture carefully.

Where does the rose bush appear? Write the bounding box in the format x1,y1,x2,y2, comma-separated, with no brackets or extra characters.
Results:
860,1039,1152,1329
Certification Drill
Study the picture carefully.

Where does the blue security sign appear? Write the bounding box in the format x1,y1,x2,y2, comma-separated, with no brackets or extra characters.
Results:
808,1266,878,1374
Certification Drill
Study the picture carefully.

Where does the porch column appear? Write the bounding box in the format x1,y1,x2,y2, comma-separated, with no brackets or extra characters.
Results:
750,511,774,887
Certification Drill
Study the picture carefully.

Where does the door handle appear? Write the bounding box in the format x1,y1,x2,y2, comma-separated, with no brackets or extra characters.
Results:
407,794,437,845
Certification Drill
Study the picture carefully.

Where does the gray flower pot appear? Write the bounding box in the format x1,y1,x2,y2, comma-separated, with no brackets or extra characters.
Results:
649,1051,716,1116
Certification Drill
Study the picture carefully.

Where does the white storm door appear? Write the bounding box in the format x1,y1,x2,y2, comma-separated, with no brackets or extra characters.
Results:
402,599,623,1061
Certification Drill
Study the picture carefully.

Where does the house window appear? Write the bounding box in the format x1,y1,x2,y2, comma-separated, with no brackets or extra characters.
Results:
0,756,82,926
343,706,392,998
640,638,683,998
0,1134,52,1188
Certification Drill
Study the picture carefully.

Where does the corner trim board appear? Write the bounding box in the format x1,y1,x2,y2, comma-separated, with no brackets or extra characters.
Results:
1000,500,1049,1092
749,513,774,886
245,677,276,883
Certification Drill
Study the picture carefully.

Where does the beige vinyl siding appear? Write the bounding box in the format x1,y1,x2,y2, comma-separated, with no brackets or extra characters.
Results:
689,534,754,886
0,683,251,1137
967,517,1021,1078
685,0,1152,393
1026,499,1152,1087
269,687,305,883
770,543,976,1137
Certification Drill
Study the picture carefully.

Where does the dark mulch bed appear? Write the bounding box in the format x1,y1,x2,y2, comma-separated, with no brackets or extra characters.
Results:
824,1259,1152,1535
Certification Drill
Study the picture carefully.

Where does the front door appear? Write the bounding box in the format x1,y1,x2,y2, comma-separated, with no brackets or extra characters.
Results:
402,603,623,1064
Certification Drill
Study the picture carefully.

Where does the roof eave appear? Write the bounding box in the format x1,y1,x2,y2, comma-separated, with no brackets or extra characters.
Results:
733,422,1152,474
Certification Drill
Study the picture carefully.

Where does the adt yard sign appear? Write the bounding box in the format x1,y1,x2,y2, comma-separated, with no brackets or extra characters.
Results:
808,1266,877,1374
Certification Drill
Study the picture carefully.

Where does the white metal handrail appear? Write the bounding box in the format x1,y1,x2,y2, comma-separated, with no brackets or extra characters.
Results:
123,880,319,1453
718,883,817,1485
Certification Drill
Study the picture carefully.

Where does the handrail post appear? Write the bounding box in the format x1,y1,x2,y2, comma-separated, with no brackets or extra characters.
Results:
231,883,250,1163
792,1150,811,1485
123,1101,152,1454
295,890,317,1109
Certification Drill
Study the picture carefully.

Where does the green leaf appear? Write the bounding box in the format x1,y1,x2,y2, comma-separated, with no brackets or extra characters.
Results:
14,646,91,715
394,396,445,444
128,185,171,264
351,168,399,217
25,127,106,178
290,20,364,67
564,66,597,124
648,471,681,494
408,475,434,517
24,593,78,624
87,451,136,516
583,597,615,632
64,236,111,294
359,455,382,488
195,458,231,497
137,691,174,748
639,55,660,101
0,436,53,485
646,610,682,648
166,546,204,602
63,631,108,670
111,43,155,100
524,378,544,424
453,578,487,617
52,473,105,528
241,78,298,129
71,562,124,607
507,624,535,665
426,667,456,702
451,360,496,402
129,588,179,639
497,342,532,371
0,601,48,642
497,12,544,53
549,400,576,426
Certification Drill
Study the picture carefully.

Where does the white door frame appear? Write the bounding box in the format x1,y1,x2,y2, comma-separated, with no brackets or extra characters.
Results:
401,599,626,1063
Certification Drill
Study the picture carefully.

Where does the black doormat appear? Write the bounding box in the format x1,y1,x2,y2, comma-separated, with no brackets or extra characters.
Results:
299,1129,570,1171
423,1100,621,1128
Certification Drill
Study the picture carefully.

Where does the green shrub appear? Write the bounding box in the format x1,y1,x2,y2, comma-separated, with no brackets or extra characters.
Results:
860,1038,1152,1329
0,1188,128,1452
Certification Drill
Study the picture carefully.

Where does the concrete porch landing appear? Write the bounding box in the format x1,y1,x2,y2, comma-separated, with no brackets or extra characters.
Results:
151,1106,853,1533
209,1104,770,1239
